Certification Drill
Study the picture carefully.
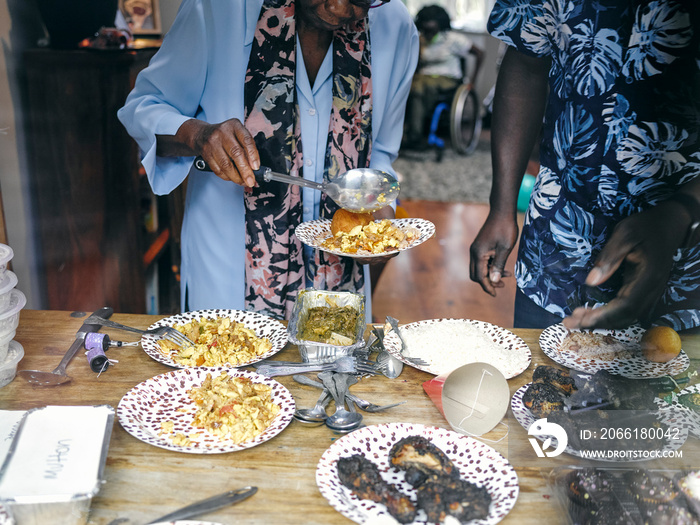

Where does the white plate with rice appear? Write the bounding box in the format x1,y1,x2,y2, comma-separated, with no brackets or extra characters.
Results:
382,318,531,379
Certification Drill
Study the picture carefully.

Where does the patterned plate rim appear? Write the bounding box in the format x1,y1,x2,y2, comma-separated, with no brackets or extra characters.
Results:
383,318,532,379
668,383,700,440
140,309,288,369
117,367,295,454
295,218,436,259
510,383,688,462
316,422,519,524
538,324,689,379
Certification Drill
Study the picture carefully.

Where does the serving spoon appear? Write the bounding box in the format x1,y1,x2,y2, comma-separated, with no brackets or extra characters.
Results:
194,159,399,213
294,389,332,427
320,372,363,433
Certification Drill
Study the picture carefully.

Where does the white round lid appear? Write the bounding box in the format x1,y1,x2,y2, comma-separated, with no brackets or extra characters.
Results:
0,289,26,320
0,244,13,267
0,272,18,296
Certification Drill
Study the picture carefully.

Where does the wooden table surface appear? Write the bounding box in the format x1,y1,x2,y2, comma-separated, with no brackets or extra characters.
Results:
2,310,699,525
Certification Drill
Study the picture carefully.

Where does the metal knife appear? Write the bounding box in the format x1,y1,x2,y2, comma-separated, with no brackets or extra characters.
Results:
145,486,258,524
18,306,113,386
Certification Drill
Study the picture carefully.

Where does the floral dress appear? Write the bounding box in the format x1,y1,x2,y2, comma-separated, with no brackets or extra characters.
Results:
489,0,700,329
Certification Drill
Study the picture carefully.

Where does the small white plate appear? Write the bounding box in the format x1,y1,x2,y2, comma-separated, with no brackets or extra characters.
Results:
118,368,295,454
316,422,519,524
511,383,687,462
539,324,689,378
295,218,435,259
383,319,531,378
140,309,288,368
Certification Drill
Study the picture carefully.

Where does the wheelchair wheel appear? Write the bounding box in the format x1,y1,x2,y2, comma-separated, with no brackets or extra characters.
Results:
450,84,482,156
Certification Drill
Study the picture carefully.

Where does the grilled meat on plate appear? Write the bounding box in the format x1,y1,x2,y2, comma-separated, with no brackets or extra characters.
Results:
389,435,460,488
416,475,492,524
337,454,417,524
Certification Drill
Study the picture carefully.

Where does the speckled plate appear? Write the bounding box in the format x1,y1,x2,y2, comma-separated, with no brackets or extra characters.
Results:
383,319,531,378
316,422,519,524
539,324,689,379
141,309,288,368
667,384,700,440
295,218,435,259
117,368,294,454
511,384,688,462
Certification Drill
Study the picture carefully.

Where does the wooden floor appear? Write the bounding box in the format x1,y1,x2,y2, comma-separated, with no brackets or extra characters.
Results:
372,200,520,327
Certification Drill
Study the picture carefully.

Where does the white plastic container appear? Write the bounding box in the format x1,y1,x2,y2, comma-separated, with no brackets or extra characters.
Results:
0,244,13,280
0,272,18,312
0,405,115,525
0,289,26,335
0,341,23,388
0,329,16,363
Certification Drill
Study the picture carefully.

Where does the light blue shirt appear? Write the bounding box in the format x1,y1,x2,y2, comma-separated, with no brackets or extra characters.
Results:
118,0,419,316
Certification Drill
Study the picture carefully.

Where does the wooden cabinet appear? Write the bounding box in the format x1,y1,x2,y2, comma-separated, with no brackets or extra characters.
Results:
24,48,182,314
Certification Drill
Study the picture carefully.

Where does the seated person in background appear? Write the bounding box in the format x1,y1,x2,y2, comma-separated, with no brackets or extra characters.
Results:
404,4,484,151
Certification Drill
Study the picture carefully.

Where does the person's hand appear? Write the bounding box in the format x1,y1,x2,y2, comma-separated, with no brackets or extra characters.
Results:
185,118,260,187
469,212,519,296
563,203,688,329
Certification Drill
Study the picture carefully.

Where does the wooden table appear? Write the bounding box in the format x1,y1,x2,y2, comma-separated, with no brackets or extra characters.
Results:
1,310,698,524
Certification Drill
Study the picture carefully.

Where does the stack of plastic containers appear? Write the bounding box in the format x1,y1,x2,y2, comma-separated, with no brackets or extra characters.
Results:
0,243,26,387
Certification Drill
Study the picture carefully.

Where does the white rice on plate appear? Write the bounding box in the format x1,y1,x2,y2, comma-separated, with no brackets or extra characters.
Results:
400,319,528,377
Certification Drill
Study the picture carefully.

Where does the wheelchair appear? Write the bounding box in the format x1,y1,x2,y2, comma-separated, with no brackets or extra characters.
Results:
420,55,483,162
426,81,482,162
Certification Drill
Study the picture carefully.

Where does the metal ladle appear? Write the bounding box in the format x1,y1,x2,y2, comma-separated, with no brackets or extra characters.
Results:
194,158,399,213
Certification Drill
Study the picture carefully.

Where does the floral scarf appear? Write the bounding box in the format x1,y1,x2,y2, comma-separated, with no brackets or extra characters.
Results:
243,0,372,319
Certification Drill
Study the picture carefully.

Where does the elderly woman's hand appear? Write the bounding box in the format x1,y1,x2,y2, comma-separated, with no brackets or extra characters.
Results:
187,118,261,187
159,118,261,187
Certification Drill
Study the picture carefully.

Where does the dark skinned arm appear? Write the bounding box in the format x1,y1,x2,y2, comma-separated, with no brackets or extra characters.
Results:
156,117,260,188
469,47,550,296
563,178,700,329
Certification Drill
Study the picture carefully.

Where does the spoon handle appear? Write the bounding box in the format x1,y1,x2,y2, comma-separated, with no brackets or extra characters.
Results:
193,158,325,192
259,168,325,192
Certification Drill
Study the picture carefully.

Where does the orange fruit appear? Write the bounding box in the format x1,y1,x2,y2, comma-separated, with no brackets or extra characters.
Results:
641,326,682,363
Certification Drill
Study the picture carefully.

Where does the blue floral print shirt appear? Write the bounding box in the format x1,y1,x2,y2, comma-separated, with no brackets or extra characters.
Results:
488,0,700,330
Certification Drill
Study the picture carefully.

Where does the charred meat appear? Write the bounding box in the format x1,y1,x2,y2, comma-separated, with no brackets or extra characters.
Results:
337,454,417,524
389,435,460,487
532,365,577,395
569,370,657,411
416,475,492,523
522,382,566,418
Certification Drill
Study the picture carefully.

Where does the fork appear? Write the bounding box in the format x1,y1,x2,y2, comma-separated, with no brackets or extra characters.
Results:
385,316,430,367
84,316,195,347
293,374,405,413
255,356,377,378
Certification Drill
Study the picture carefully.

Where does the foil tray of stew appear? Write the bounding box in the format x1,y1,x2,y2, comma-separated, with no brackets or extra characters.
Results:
288,289,366,363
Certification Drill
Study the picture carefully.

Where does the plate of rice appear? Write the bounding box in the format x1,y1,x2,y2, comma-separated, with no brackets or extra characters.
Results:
117,368,295,453
141,309,288,368
382,318,531,378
